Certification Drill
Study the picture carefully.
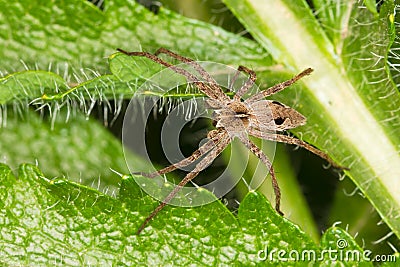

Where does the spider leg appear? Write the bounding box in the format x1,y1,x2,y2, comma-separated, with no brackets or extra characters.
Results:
232,66,256,101
227,68,241,93
246,68,313,103
117,48,227,101
134,129,225,178
249,128,349,170
237,134,283,215
154,48,229,102
136,131,231,234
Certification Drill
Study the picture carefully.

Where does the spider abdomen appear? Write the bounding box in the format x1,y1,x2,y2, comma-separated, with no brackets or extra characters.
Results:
247,100,307,131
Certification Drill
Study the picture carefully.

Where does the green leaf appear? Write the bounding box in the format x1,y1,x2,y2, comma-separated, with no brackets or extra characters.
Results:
0,109,145,190
380,254,400,267
1,163,377,266
0,0,271,74
0,0,275,104
223,0,400,240
0,71,68,104
226,139,320,242
320,227,372,265
328,178,400,256
362,0,379,15
388,5,400,86
0,0,106,72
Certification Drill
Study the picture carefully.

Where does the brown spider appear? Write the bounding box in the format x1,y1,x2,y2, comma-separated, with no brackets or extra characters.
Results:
117,48,346,234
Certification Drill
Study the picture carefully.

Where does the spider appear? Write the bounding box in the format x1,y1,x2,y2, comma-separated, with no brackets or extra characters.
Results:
117,48,346,234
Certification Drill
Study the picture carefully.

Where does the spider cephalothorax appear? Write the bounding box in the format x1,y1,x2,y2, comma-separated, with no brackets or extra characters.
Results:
117,47,346,234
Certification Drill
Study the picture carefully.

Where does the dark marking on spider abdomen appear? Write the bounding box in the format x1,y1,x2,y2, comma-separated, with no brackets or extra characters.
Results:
274,117,285,125
271,100,285,107
269,101,306,129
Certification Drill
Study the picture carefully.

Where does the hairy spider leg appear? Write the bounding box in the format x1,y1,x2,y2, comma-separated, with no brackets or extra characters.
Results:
227,67,242,93
154,50,257,102
246,68,313,103
232,66,257,101
154,48,229,102
117,48,223,101
237,134,283,215
136,131,231,234
249,128,349,170
133,129,226,178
